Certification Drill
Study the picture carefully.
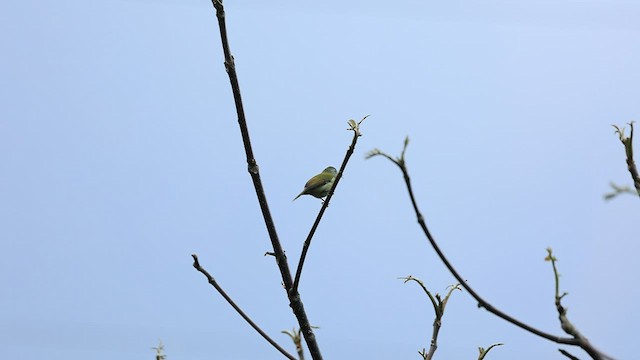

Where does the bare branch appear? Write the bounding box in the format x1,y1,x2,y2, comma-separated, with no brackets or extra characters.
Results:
545,249,615,360
612,122,640,198
559,349,581,360
192,255,297,360
400,276,440,316
402,276,461,360
292,116,368,293
205,1,322,358
367,140,614,359
477,343,504,360
283,327,308,360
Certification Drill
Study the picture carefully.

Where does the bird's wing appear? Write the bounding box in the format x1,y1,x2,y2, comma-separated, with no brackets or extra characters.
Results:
305,176,331,191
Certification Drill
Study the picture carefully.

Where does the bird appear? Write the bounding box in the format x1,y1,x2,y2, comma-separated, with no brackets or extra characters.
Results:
293,166,337,201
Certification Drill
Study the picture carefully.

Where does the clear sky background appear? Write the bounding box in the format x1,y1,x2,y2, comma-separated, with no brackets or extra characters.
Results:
2,1,639,359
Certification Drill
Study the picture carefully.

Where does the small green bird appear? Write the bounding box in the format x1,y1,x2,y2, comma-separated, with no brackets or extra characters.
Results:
293,166,337,201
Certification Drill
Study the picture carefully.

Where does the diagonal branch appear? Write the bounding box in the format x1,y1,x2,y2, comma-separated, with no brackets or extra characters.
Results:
559,349,581,360
205,1,321,358
292,117,367,294
366,138,613,359
191,255,296,360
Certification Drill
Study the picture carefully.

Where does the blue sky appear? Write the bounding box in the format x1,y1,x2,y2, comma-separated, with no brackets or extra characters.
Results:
2,1,639,359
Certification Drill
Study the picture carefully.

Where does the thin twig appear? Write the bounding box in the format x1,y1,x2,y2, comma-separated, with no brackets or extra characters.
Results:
366,138,614,359
545,249,614,360
603,182,636,200
402,276,460,360
291,117,367,293
477,343,504,360
282,327,306,360
559,349,581,360
612,122,640,198
192,255,297,360
152,340,166,360
206,1,321,358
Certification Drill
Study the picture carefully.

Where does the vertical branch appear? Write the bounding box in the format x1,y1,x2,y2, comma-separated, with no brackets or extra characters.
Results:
545,249,614,360
152,340,166,360
401,276,460,360
207,1,321,358
613,122,640,197
282,328,306,360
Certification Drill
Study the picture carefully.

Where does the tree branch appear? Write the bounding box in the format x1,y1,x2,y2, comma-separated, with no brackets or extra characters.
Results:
613,122,640,198
191,255,297,360
282,327,306,360
292,117,367,293
545,249,614,360
477,343,504,360
402,276,460,360
366,138,614,359
559,349,581,360
205,1,321,358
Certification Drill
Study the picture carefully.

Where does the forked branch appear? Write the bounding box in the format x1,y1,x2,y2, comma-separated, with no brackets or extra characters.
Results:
401,276,460,360
203,1,321,358
367,138,613,359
